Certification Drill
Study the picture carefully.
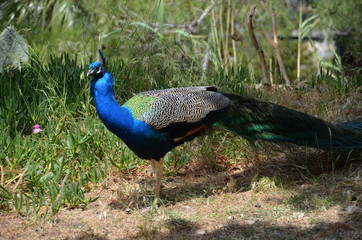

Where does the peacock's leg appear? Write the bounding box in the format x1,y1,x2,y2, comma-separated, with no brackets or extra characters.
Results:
153,158,164,198
149,159,156,175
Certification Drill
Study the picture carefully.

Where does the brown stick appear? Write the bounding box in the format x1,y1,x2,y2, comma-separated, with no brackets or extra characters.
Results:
230,1,237,68
247,5,269,84
13,168,27,191
119,4,213,34
261,32,290,86
224,0,231,70
0,165,4,187
259,0,290,85
211,3,223,65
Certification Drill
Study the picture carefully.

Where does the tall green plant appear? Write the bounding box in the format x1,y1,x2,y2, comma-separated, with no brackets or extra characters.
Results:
297,6,319,80
0,53,109,218
157,0,165,38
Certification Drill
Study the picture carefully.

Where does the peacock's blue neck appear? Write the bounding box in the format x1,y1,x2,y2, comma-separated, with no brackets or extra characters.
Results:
90,70,176,160
90,71,133,136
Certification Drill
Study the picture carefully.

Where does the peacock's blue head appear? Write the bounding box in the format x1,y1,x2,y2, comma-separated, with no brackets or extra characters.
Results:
87,62,105,79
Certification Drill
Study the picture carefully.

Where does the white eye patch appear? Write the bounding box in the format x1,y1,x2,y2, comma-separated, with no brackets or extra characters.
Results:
96,67,102,74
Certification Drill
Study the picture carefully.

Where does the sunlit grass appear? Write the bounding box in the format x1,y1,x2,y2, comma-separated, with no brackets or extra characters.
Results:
0,53,135,218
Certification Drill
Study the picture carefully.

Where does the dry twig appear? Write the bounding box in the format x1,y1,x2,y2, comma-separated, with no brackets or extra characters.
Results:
211,1,223,64
247,5,270,84
259,0,290,85
119,5,213,34
0,165,4,187
230,0,237,68
4,168,27,191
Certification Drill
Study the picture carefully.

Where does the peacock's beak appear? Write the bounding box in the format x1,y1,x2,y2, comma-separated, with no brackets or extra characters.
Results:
86,69,94,77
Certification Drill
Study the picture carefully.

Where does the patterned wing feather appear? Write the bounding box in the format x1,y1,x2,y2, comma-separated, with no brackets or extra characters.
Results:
127,86,231,130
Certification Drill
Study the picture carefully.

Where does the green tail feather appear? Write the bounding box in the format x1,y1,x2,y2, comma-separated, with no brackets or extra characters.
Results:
215,93,362,152
336,119,362,133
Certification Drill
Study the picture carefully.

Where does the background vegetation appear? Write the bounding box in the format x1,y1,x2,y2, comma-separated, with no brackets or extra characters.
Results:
0,0,361,223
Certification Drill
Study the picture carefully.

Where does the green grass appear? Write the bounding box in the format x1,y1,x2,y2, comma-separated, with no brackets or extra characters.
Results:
0,53,136,217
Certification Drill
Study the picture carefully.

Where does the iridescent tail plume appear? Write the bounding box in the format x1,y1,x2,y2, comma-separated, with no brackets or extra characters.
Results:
215,93,362,152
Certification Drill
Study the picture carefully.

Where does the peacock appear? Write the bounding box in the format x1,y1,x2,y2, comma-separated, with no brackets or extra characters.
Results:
87,51,362,198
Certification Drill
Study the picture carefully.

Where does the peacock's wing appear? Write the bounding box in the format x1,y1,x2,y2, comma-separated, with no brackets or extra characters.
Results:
122,86,231,139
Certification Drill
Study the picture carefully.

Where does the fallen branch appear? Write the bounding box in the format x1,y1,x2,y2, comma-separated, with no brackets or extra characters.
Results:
189,5,213,33
119,5,213,34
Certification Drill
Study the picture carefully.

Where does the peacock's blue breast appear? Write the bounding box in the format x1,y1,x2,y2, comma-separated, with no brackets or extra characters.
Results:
114,106,175,160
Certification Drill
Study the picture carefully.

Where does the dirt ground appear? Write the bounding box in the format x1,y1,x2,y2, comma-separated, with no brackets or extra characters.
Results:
1,159,361,240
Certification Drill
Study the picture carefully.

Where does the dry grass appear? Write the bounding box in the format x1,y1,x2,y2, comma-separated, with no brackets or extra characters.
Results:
250,85,362,122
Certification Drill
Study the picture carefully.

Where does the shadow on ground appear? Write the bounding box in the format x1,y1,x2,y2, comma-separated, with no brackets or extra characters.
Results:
111,144,362,211
71,218,361,240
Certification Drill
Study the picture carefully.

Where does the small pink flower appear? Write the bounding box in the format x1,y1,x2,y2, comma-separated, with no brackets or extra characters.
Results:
32,124,42,134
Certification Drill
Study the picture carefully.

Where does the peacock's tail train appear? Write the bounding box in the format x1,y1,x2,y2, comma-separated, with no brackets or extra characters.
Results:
215,93,362,152
336,119,362,134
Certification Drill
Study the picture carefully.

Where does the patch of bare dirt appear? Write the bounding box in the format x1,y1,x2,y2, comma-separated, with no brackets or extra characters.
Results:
1,160,361,240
